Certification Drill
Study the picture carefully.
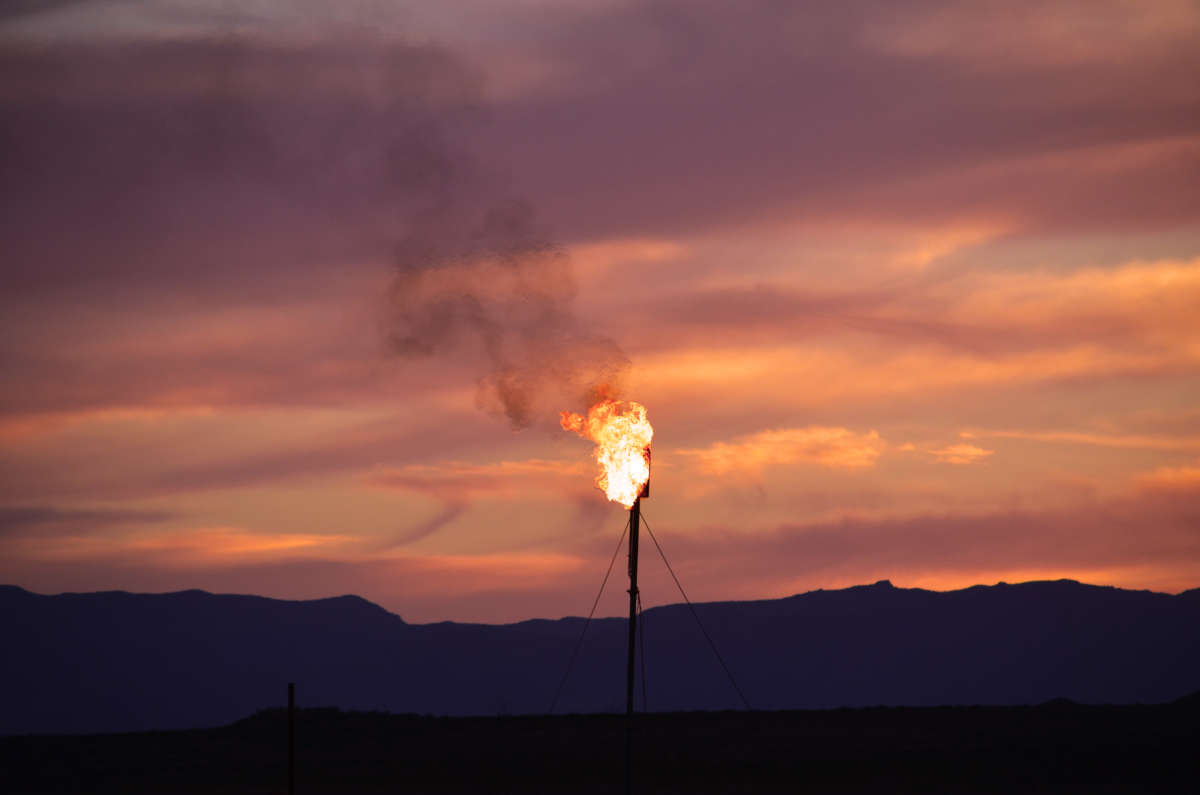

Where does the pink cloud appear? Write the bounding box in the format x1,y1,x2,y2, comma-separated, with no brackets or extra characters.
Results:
676,427,885,476
927,444,994,465
1137,461,1200,492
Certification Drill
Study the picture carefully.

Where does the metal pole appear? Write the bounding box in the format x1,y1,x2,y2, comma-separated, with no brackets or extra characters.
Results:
625,496,641,795
288,682,295,795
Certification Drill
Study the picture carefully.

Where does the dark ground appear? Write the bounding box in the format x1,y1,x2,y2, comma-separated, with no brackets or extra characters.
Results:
2,697,1197,794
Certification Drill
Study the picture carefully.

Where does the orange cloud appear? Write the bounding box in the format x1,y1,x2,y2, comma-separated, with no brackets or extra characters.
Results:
6,526,356,566
944,257,1200,341
570,237,687,277
927,443,994,465
676,427,884,476
129,528,354,560
637,342,1178,416
862,0,1200,67
971,429,1200,452
1137,461,1200,492
891,221,1009,269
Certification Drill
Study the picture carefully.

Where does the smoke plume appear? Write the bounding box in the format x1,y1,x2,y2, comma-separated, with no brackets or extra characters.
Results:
385,197,629,428
1,35,629,426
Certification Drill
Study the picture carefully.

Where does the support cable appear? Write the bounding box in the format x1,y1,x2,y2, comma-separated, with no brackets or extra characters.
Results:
640,513,753,711
548,517,630,714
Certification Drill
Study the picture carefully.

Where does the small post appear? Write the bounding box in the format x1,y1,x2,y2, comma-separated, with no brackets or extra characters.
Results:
288,682,295,795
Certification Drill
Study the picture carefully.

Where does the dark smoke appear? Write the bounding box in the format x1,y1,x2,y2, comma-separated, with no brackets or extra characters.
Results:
385,197,629,428
0,36,628,426
0,39,484,292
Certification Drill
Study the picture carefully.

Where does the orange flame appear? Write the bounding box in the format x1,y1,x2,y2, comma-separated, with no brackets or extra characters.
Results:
561,399,653,509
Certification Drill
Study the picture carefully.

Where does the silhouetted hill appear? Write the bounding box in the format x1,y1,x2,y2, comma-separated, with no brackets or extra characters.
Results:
3,579,1199,734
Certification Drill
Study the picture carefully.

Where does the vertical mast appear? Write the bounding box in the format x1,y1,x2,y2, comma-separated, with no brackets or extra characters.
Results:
625,451,648,795
626,496,641,717
625,495,640,795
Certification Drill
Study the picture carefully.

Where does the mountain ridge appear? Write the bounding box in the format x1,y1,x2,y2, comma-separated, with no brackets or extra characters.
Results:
4,577,1198,735
7,576,1196,626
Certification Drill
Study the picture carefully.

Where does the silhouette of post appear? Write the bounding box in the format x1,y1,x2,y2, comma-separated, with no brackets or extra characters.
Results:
288,682,295,795
626,497,640,718
625,496,640,795
625,456,648,795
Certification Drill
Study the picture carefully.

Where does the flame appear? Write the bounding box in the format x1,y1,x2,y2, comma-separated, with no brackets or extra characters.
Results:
561,399,653,509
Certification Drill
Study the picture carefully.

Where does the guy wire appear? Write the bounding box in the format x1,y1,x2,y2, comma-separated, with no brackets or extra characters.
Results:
548,515,630,714
641,512,752,711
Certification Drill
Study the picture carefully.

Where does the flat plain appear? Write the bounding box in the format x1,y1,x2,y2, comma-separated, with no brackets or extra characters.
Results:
3,698,1197,794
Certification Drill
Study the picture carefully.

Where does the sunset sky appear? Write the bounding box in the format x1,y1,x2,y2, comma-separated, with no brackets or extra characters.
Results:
2,0,1199,623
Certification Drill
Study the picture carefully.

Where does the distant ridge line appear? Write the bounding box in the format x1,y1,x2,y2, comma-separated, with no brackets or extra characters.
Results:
5,576,1195,626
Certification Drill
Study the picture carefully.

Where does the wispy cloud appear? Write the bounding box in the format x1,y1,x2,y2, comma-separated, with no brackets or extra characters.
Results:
969,429,1200,452
927,444,994,465
0,506,175,537
370,459,590,499
3,526,356,566
861,0,1200,66
676,427,885,476
1137,461,1200,492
